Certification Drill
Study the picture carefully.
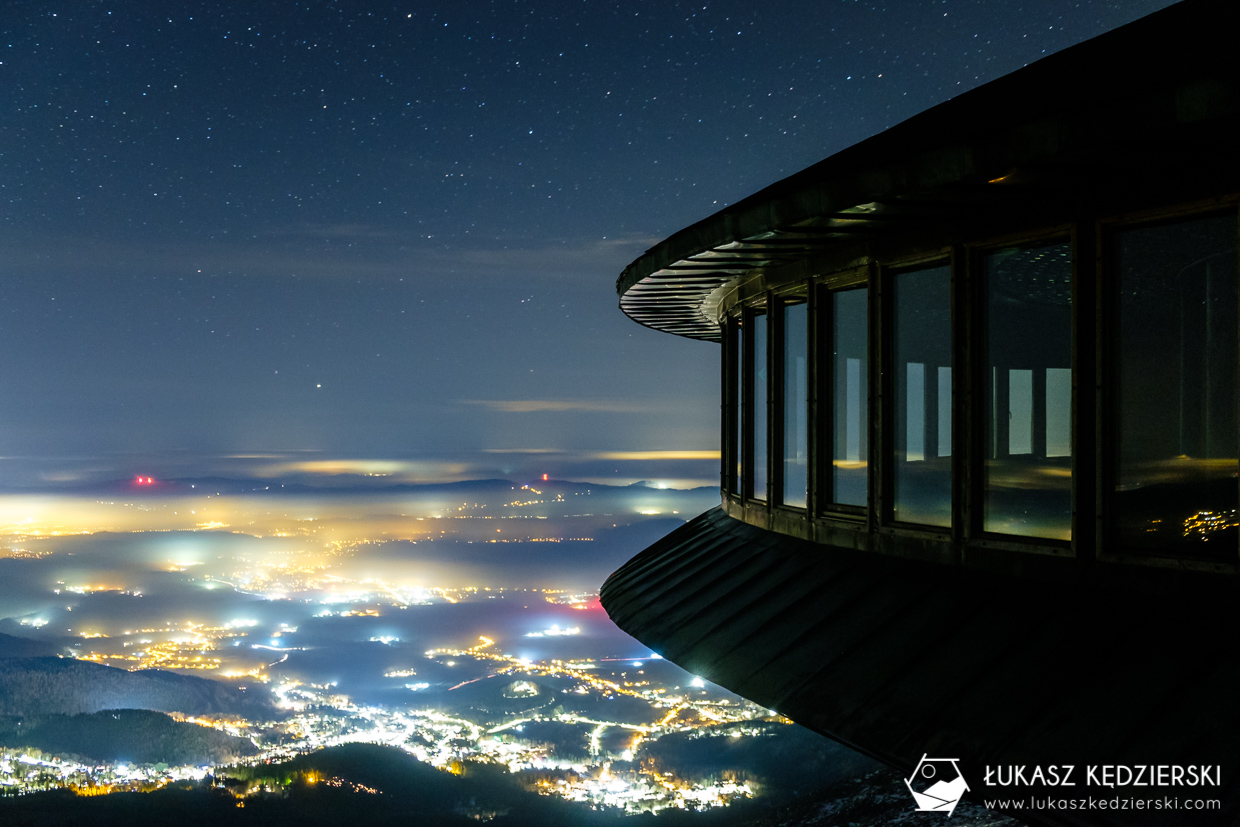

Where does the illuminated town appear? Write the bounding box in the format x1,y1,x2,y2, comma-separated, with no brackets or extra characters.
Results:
0,481,783,814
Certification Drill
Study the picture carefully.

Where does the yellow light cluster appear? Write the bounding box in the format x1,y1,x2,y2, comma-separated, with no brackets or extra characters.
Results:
1182,509,1239,540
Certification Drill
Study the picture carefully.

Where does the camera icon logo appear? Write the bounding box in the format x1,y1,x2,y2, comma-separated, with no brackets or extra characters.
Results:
905,754,969,816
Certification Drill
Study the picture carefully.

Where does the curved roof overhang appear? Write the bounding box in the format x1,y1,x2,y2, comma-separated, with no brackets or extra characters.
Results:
617,0,1240,342
601,507,1240,826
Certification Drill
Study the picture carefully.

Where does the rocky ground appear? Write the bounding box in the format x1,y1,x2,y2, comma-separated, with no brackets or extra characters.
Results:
749,767,1023,827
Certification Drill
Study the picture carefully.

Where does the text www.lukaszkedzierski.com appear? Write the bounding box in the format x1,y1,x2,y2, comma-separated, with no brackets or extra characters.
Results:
983,797,1221,813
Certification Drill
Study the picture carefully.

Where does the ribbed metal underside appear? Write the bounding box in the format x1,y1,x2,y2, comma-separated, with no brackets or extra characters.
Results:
600,508,1240,826
618,230,860,342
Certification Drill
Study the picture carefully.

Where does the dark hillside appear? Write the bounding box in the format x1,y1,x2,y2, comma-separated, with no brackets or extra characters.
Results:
0,633,63,659
0,709,257,765
640,722,878,799
0,657,276,718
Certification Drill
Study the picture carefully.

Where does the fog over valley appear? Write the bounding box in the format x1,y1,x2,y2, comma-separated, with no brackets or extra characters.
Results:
0,478,716,672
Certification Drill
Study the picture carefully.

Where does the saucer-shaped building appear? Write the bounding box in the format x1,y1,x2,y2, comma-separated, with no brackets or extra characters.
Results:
601,1,1240,823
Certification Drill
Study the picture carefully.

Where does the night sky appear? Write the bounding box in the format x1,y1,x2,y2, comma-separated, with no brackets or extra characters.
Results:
1,1,1175,490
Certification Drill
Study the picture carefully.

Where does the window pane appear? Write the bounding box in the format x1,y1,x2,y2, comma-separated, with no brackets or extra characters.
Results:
982,243,1072,540
893,265,951,526
752,311,768,500
782,301,808,508
833,287,872,508
1116,214,1237,555
833,287,868,507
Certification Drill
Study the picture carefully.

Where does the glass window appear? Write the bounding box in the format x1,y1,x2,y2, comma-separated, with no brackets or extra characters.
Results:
1116,213,1238,556
982,242,1073,540
781,301,808,508
752,310,768,500
892,265,952,526
832,288,868,507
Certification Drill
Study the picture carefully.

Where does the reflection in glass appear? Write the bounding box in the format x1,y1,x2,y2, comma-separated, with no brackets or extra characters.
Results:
1117,214,1238,556
893,265,952,526
1046,369,1071,458
907,363,925,461
833,289,868,507
937,367,952,458
1007,369,1033,455
983,243,1072,539
752,311,768,500
782,301,808,508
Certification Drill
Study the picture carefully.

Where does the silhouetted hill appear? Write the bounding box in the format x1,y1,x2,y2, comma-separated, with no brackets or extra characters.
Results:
639,722,879,799
224,742,616,824
223,743,769,826
0,742,781,826
0,633,63,659
239,743,487,812
0,709,257,765
0,657,276,718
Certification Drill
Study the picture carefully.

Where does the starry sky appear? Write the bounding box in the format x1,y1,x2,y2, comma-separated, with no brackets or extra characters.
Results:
0,0,1175,490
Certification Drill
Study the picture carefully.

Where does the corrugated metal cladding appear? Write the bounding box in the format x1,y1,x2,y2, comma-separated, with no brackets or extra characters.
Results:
600,508,1240,826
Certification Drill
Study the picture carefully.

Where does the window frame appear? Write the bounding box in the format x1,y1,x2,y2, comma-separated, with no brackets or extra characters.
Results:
772,288,811,513
879,255,956,535
813,271,871,521
965,227,1077,552
1098,201,1240,569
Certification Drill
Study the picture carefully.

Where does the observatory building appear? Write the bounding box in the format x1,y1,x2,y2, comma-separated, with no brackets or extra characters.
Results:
601,1,1240,823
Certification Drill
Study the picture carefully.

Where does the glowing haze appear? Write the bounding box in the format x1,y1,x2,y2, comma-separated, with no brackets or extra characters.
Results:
0,480,715,687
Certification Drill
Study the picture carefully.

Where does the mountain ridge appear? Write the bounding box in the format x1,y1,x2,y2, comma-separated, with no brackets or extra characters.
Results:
0,657,278,719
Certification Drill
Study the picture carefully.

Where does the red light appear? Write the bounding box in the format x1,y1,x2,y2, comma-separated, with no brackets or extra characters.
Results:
135,476,154,485
542,473,548,481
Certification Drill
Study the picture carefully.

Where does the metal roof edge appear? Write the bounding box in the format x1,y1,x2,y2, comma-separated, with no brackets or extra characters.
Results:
614,0,1236,338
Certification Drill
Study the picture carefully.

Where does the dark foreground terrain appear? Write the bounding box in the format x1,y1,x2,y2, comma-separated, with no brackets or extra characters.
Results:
0,743,1025,827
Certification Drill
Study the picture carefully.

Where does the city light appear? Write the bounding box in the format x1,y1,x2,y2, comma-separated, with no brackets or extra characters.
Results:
0,483,748,811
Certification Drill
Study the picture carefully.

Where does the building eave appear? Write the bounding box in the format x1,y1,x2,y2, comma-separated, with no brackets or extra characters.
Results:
616,0,1240,340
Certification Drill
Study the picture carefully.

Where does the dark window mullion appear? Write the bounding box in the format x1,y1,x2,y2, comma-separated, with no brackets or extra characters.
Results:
752,308,770,501
951,245,966,546
812,285,831,515
964,247,981,542
741,308,754,501
723,316,738,497
806,285,820,515
1072,221,1096,566
1096,221,1114,562
875,265,890,528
